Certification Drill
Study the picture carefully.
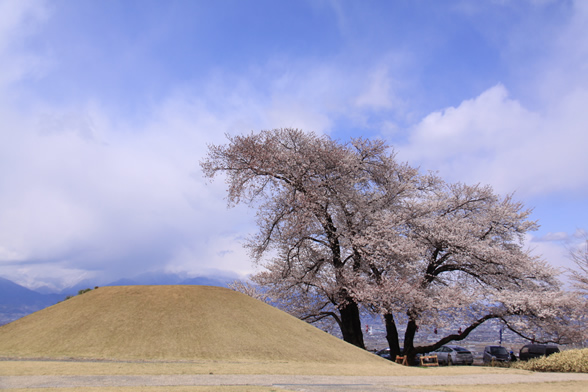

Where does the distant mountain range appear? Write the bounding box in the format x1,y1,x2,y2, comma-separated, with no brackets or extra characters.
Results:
0,274,233,325
0,277,62,325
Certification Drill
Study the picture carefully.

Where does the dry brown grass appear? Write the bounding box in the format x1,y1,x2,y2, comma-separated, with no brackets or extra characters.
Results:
0,359,401,376
511,348,588,373
2,287,584,392
1,360,580,392
0,286,394,365
0,285,538,380
0,359,530,377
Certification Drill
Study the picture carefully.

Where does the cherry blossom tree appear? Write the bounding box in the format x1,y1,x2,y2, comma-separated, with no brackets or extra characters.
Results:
227,280,271,303
352,181,585,363
569,235,588,294
203,129,584,356
201,128,423,348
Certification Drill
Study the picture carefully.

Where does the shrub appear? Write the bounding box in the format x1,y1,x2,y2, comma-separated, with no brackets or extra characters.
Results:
512,348,588,373
60,287,97,302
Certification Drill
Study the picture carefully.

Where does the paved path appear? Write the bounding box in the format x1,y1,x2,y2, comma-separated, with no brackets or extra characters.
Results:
2,373,588,391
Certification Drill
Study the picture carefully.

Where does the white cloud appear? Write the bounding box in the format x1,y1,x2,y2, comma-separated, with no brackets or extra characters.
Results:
396,1,588,200
0,93,259,289
0,42,363,290
12,264,94,292
399,81,588,198
2,0,587,291
0,55,388,289
536,232,571,242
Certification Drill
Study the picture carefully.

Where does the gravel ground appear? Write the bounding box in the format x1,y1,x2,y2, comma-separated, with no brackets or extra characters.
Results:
2,373,588,391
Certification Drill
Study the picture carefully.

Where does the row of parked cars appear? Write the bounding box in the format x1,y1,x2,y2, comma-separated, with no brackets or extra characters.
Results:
484,343,560,362
376,343,560,366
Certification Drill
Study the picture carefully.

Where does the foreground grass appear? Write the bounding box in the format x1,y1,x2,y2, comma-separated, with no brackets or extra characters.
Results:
2,360,584,392
511,348,588,373
0,359,417,377
0,359,529,377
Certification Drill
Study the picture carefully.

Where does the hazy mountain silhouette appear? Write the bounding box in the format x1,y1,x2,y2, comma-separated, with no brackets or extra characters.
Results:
0,277,61,308
0,278,62,325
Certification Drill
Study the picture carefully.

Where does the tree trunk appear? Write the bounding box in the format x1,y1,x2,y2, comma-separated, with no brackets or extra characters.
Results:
402,319,418,366
338,299,365,349
384,313,401,360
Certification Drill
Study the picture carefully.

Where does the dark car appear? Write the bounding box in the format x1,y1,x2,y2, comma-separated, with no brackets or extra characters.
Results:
428,345,474,366
376,347,392,360
483,346,510,364
519,344,560,361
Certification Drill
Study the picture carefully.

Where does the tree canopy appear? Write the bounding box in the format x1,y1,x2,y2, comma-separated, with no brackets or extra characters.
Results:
202,128,586,362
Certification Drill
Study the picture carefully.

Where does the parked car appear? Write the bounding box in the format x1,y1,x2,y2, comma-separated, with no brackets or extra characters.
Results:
483,346,510,364
428,345,474,366
376,347,392,360
519,344,559,361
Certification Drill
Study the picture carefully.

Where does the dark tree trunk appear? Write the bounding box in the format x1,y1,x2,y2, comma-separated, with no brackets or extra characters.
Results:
339,299,365,349
384,313,401,360
403,319,418,365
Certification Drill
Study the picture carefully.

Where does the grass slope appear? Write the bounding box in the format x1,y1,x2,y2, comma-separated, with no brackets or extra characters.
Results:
0,285,388,364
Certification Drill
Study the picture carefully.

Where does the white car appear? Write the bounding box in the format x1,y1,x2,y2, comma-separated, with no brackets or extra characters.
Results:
428,345,474,366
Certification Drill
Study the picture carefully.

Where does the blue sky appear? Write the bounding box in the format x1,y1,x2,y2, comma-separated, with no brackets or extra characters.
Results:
1,0,587,291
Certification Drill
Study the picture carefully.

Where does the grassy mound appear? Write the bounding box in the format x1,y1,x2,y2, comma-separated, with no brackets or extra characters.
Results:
0,285,389,365
512,348,588,373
